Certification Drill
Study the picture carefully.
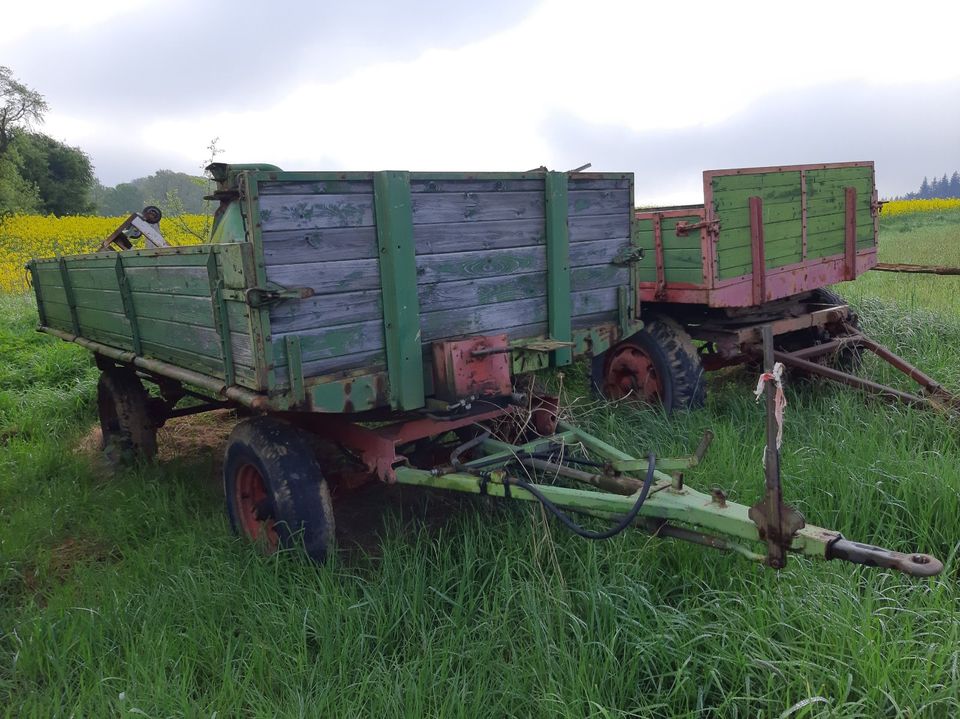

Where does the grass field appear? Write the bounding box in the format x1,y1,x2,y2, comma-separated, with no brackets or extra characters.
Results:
1,210,959,717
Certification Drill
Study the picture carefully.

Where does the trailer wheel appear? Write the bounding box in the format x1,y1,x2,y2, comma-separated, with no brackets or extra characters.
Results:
97,367,157,462
223,417,335,563
594,315,705,411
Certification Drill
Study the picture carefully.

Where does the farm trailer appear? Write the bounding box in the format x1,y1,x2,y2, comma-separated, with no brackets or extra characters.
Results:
629,161,957,411
25,162,943,576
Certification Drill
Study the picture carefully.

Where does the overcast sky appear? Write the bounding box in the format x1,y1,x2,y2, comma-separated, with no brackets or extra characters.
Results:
3,0,958,203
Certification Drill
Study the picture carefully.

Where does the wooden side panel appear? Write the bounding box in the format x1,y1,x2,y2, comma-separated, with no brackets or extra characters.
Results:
31,246,260,386
567,177,632,319
633,213,705,285
260,178,386,386
711,165,875,280
412,177,549,347
262,173,635,388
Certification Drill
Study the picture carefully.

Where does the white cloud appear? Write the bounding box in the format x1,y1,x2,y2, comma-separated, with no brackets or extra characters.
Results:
8,0,960,185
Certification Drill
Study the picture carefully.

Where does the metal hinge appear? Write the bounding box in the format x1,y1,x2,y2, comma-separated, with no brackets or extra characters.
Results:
675,220,720,237
612,246,645,266
245,284,315,307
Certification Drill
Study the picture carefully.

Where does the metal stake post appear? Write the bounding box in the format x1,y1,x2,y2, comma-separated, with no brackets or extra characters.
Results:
749,325,805,568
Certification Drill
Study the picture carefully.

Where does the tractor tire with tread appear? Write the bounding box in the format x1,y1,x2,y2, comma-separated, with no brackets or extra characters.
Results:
594,314,706,412
97,366,158,463
223,416,335,563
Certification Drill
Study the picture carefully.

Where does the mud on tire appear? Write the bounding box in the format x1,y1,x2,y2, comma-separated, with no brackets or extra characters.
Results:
97,366,158,463
223,416,335,563
593,314,706,412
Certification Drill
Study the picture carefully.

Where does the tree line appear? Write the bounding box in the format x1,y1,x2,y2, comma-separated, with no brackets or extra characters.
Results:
901,172,960,200
0,66,209,217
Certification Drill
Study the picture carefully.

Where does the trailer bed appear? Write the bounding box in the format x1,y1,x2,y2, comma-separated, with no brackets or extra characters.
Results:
635,162,879,307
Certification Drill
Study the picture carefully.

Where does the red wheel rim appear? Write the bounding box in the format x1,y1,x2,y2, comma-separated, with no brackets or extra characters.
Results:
234,463,279,552
603,345,663,403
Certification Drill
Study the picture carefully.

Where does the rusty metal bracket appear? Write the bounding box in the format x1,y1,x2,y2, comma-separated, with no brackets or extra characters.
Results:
674,219,719,237
244,284,315,307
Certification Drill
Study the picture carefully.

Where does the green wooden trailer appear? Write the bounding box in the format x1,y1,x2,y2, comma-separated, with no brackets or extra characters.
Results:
25,163,942,577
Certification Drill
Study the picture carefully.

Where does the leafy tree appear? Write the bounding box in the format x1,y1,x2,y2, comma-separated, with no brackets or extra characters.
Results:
0,150,40,215
0,66,48,156
13,132,94,215
95,170,210,216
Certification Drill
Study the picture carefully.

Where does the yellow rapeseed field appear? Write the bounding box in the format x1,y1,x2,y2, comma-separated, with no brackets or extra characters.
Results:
0,214,206,293
883,198,960,217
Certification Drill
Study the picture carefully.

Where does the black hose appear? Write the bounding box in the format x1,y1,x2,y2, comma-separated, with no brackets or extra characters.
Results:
510,452,657,540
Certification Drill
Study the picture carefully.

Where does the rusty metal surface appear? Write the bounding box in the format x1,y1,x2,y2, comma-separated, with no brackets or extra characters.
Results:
652,213,666,300
872,262,960,275
431,335,512,402
306,404,514,483
748,196,766,305
636,249,879,307
827,538,943,577
748,326,805,569
844,187,857,281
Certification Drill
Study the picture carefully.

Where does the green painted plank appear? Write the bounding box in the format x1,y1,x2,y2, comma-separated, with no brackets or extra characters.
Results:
546,171,572,366
123,266,212,296
710,171,802,192
373,170,424,411
638,266,703,284
712,186,801,212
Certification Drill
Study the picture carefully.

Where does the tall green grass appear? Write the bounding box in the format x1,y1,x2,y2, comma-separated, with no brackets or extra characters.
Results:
1,215,959,717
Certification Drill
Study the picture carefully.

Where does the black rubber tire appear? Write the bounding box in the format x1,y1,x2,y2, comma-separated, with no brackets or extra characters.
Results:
97,367,157,462
778,288,863,376
141,205,162,224
223,416,335,563
593,314,706,412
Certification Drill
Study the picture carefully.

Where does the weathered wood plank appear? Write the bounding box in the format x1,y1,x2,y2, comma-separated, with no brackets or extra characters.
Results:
636,246,704,270
568,189,631,216
123,266,212,297
418,272,547,313
56,267,119,293
638,266,704,285
74,306,132,344
410,179,544,194
259,193,376,231
258,179,374,196
138,340,225,379
129,292,217,328
568,178,632,191
275,349,386,385
569,214,630,244
418,290,617,343
414,218,546,254
568,238,632,267
261,226,379,264
711,171,802,192
58,252,213,271
570,264,629,292
411,191,545,225
712,186,801,212
269,288,384,334
137,316,226,360
272,319,385,369
415,246,546,285
40,299,74,326
266,258,381,295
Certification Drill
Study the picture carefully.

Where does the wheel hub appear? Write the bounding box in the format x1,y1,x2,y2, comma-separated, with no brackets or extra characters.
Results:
234,463,279,551
604,345,663,403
